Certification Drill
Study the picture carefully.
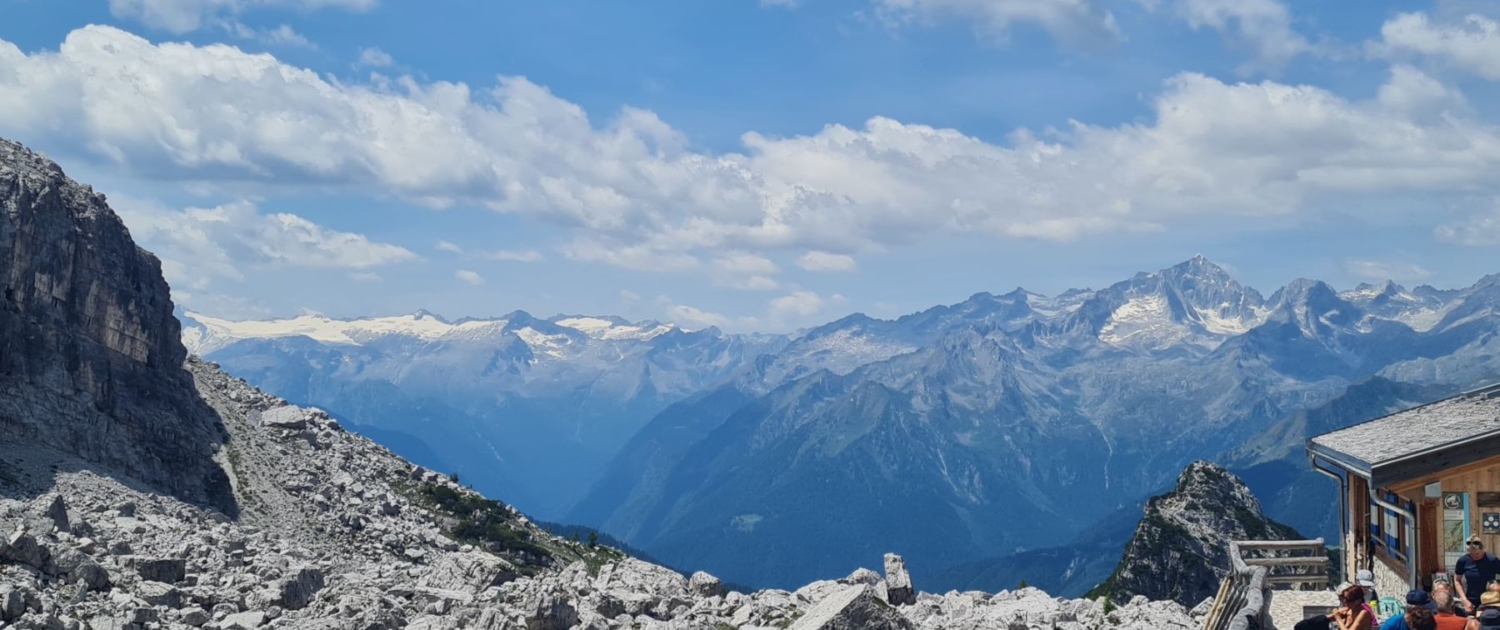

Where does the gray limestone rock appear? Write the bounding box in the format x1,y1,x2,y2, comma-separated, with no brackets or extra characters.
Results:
789,585,913,630
883,553,915,606
688,571,725,598
133,557,186,584
0,138,234,513
275,567,325,610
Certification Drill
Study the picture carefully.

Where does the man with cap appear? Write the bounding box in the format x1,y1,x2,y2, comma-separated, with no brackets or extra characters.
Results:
1380,590,1434,630
1457,537,1500,611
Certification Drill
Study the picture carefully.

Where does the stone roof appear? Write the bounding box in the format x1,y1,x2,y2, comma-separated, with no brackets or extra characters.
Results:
1310,384,1500,469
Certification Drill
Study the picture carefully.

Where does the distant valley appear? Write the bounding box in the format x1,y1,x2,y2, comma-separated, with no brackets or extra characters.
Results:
185,256,1500,590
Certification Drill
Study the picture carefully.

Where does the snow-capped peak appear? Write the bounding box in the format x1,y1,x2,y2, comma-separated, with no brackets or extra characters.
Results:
551,315,676,341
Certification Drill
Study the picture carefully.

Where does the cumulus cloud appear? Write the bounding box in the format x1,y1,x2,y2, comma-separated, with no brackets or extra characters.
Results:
1374,12,1500,80
1343,259,1433,282
768,291,845,328
868,0,1121,46
436,240,464,254
358,47,394,68
797,251,857,272
112,197,417,294
1177,0,1310,73
6,27,1500,274
109,0,376,34
1436,202,1500,246
455,269,485,286
664,302,732,330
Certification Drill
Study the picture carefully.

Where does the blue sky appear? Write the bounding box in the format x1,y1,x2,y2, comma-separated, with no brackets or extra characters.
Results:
3,0,1500,331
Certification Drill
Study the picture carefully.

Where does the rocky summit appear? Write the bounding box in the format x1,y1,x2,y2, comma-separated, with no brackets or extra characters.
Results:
1092,461,1302,607
0,138,1209,628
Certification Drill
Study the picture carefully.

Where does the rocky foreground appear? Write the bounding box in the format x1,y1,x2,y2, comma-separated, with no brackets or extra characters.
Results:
0,359,1204,630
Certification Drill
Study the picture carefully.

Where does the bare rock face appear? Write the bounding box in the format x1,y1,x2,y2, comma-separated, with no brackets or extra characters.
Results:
0,139,233,512
1091,461,1303,607
884,553,915,606
789,585,913,630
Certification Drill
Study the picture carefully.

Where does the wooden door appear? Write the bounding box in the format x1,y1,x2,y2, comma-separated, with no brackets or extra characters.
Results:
1419,499,1440,586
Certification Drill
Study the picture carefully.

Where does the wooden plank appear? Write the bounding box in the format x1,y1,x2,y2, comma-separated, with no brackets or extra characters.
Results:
1378,446,1500,490
1241,557,1331,567
1233,539,1325,549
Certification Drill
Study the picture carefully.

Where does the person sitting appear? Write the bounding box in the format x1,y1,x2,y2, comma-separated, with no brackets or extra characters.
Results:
1384,591,1434,630
1404,607,1437,630
1430,590,1467,630
1472,591,1500,630
1434,581,1469,617
1299,584,1374,630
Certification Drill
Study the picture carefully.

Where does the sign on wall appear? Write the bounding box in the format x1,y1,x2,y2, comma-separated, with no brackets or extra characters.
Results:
1479,493,1500,508
1446,492,1472,569
1485,513,1500,535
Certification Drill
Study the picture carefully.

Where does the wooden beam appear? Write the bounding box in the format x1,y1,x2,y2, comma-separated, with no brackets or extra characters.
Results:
1377,440,1500,489
1241,557,1331,567
1233,539,1325,550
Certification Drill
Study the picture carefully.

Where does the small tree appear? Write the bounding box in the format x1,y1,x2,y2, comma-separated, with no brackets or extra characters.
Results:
1018,579,1028,590
450,472,461,484
588,531,599,549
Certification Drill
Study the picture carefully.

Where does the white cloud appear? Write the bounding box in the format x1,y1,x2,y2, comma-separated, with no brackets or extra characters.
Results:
797,251,858,272
358,47,394,68
1375,12,1500,80
350,271,383,282
1436,201,1500,246
868,0,1120,46
7,27,1500,275
665,303,731,330
260,24,315,49
483,249,545,263
1177,0,1310,73
223,22,316,49
1343,259,1433,282
109,0,377,34
112,197,416,294
436,240,464,254
561,240,699,272
455,269,485,286
713,251,779,276
769,290,845,325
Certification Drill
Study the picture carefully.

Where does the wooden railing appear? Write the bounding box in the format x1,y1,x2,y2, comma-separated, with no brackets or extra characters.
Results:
1202,539,1329,630
1229,539,1329,590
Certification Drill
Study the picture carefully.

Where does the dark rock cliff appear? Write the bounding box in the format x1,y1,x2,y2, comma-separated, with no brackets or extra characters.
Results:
1091,461,1301,607
0,138,233,512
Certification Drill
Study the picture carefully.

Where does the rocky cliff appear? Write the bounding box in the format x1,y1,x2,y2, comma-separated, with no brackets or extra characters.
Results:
0,137,1204,629
0,139,232,512
1091,461,1302,607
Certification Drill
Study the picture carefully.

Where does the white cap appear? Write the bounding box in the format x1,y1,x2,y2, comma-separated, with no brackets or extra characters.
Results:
1357,569,1376,587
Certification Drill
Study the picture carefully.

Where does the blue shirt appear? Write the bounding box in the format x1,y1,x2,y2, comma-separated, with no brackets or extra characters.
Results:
1379,615,1409,630
1456,552,1500,602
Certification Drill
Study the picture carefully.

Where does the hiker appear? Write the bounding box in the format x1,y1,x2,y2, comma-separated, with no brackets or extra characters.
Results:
1435,581,1469,617
1431,590,1467,630
1300,584,1374,630
1405,607,1438,630
1458,538,1500,611
1383,591,1435,630
1472,591,1500,630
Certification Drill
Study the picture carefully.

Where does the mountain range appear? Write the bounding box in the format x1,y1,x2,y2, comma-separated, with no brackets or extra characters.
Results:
184,255,1500,590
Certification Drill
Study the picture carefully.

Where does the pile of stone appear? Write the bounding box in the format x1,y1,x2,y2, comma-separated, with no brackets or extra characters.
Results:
0,359,1205,630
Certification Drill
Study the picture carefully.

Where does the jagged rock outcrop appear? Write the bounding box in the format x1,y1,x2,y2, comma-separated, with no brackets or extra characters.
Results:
884,552,915,606
0,139,232,512
1092,461,1302,607
0,136,1203,630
